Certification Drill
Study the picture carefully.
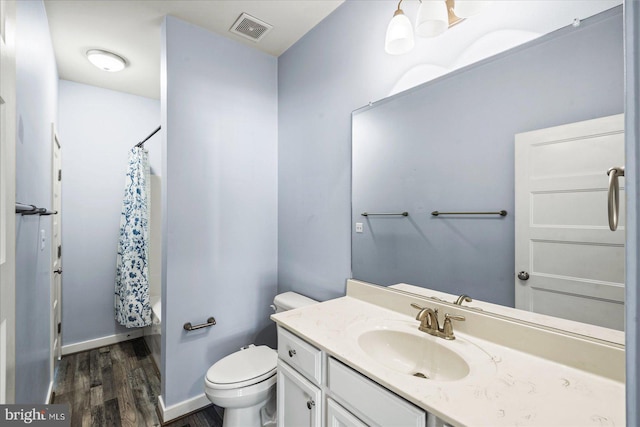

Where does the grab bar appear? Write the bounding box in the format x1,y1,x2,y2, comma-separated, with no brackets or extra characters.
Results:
431,210,507,217
607,166,625,231
183,317,216,331
361,212,409,217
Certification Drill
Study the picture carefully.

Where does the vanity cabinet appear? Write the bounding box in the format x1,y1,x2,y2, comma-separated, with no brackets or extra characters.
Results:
277,326,428,427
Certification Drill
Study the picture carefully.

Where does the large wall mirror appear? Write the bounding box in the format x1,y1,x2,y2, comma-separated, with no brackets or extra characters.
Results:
351,6,624,335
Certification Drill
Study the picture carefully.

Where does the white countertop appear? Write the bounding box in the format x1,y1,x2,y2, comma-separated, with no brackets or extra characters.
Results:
272,296,625,427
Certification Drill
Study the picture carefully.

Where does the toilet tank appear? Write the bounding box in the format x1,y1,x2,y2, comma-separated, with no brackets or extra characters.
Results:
273,292,318,313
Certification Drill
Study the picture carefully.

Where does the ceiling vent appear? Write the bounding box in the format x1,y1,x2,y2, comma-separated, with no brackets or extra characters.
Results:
230,13,273,43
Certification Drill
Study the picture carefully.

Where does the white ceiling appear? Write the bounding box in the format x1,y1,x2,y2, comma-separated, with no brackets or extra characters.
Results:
43,0,344,99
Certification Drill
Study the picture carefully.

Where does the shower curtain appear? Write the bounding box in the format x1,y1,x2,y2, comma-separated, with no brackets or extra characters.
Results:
115,147,152,328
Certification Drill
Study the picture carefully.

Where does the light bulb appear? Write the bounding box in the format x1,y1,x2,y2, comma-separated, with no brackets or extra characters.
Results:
385,9,415,55
415,0,449,38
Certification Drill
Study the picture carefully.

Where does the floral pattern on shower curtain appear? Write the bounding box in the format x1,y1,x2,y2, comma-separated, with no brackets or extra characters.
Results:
115,147,152,328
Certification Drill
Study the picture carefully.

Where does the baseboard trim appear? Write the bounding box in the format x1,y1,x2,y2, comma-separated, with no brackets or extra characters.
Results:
61,330,144,355
158,394,212,424
46,381,54,404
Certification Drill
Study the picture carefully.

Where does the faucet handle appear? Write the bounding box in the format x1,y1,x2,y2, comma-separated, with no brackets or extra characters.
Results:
445,313,465,322
411,303,429,322
411,303,428,319
442,313,465,340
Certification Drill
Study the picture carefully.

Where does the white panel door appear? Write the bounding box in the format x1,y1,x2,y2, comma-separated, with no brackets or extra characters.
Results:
277,360,322,427
0,0,17,404
515,114,625,330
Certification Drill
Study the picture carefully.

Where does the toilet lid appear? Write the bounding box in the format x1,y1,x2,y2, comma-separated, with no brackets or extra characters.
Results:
206,345,277,385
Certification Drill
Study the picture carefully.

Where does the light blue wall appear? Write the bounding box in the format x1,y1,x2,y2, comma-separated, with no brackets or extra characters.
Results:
14,0,58,403
351,10,623,306
278,0,490,300
58,80,160,346
161,16,278,406
278,2,388,301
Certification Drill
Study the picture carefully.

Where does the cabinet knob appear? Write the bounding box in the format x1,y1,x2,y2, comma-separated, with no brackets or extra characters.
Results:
288,349,296,357
306,399,315,410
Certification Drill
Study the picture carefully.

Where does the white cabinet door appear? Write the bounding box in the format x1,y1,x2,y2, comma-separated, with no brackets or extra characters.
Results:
515,114,625,330
327,398,368,427
277,360,322,427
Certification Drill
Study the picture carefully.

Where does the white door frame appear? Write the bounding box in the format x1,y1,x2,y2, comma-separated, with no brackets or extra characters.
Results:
624,0,640,422
0,0,17,405
50,124,62,392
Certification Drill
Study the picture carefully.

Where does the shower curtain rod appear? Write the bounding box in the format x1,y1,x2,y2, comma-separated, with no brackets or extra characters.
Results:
134,126,161,148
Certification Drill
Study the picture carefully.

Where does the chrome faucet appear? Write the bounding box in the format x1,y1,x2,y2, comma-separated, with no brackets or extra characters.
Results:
454,294,472,306
411,303,465,340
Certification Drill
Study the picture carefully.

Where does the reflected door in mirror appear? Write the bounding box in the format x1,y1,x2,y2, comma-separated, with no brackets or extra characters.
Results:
514,114,625,330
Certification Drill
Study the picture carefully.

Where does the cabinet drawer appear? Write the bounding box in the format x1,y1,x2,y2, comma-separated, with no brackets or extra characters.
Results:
277,327,323,385
328,358,426,427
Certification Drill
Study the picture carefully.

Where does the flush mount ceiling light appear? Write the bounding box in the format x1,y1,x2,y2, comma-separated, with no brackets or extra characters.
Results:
385,0,491,55
86,49,127,72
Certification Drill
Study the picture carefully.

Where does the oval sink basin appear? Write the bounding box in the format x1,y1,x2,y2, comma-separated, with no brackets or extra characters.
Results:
358,329,470,382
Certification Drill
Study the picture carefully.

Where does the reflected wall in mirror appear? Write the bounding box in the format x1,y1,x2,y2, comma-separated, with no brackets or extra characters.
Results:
351,7,624,331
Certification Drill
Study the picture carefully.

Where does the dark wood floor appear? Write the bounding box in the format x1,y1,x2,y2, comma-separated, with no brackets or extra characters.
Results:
52,338,223,427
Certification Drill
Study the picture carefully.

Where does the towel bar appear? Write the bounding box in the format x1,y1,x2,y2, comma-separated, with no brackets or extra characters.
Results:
431,210,507,217
361,212,409,217
15,203,57,216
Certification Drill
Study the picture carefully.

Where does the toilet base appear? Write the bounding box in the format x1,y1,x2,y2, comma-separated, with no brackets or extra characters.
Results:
222,392,275,427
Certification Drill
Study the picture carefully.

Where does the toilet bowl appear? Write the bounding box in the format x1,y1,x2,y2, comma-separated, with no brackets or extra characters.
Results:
204,292,318,427
205,345,277,427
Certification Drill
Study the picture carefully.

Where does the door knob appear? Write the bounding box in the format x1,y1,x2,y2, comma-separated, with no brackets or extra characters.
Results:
53,268,62,274
517,271,529,280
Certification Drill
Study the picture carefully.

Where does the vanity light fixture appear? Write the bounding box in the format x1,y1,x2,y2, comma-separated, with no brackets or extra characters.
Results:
415,0,450,38
385,0,491,55
86,49,127,72
384,0,415,55
452,0,492,18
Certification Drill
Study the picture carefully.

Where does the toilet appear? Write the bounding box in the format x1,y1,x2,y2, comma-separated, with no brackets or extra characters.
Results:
204,292,318,427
